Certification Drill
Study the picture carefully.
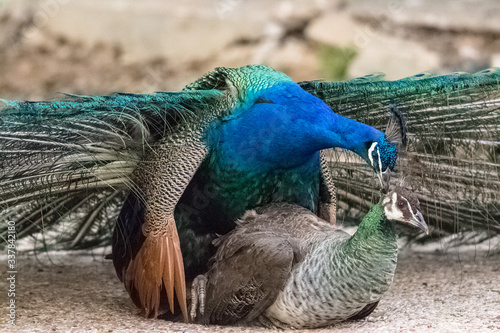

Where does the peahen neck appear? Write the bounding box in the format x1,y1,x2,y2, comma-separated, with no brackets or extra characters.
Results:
346,202,397,256
309,202,399,286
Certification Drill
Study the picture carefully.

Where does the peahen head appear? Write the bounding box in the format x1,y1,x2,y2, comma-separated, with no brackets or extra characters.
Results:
381,186,428,234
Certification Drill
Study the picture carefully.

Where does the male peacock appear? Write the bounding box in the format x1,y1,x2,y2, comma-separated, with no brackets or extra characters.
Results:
190,186,428,328
1,65,499,321
0,65,400,321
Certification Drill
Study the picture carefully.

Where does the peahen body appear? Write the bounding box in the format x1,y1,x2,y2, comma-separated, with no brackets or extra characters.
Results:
190,186,428,328
1,65,499,321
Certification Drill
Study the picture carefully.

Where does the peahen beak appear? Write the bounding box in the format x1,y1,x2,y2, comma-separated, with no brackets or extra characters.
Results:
408,210,429,235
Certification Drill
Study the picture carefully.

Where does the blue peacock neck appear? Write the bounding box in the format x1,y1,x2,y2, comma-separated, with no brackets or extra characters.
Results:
323,111,384,153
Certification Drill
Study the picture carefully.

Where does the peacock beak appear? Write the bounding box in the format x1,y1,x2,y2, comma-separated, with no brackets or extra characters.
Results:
382,170,391,192
378,169,391,193
408,210,429,235
376,172,384,188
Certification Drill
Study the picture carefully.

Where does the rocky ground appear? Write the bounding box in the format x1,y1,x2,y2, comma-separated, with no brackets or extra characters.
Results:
0,247,499,333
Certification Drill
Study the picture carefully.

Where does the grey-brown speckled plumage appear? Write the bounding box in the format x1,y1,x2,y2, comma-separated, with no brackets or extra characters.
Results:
318,150,337,225
191,187,427,329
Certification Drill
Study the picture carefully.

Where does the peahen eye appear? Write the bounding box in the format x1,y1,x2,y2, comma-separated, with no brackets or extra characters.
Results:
398,201,404,207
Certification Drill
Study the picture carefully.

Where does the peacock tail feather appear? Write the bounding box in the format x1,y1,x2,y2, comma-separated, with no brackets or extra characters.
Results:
0,90,225,248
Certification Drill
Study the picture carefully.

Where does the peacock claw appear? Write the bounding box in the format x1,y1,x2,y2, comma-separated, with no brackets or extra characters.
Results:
190,274,207,321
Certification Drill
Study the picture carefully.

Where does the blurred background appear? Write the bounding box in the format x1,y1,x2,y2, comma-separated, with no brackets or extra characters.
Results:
1,0,500,100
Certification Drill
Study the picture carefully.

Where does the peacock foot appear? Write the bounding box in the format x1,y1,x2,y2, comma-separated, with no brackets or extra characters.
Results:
190,274,207,321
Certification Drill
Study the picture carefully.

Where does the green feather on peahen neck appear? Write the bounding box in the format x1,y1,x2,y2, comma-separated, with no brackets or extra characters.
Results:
346,202,396,255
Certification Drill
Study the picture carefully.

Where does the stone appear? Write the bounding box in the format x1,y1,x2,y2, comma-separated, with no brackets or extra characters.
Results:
349,0,500,35
491,54,500,68
305,9,441,80
0,0,38,53
39,0,273,63
272,0,337,32
264,37,320,82
208,44,256,71
348,32,441,80
305,11,364,48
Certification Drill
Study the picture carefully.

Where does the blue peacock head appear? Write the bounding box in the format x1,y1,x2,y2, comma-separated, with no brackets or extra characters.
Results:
364,108,406,188
365,137,398,186
366,137,398,172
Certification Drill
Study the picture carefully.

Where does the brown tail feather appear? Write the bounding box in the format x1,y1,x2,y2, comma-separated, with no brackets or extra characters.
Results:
162,230,175,314
173,230,188,322
124,221,188,322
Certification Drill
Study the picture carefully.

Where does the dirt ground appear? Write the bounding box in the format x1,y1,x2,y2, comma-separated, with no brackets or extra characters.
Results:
1,247,499,333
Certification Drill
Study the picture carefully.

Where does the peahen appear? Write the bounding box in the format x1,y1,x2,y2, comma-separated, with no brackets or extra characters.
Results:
1,65,499,321
189,186,428,328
